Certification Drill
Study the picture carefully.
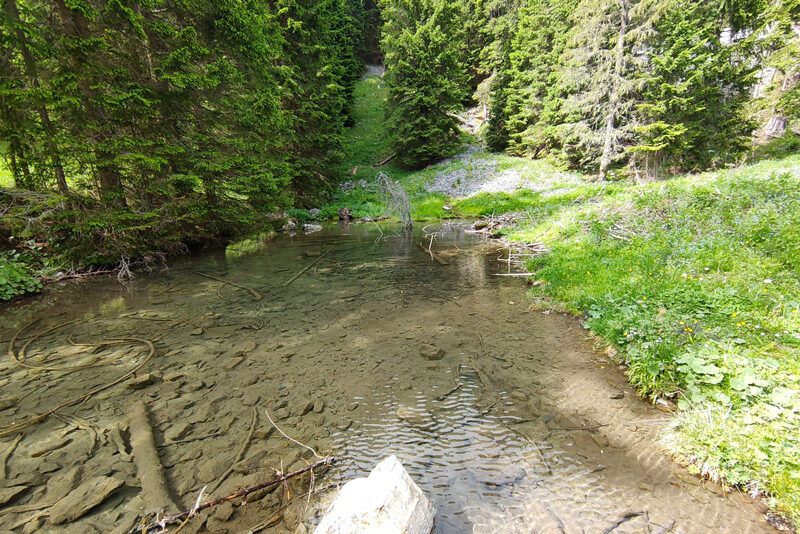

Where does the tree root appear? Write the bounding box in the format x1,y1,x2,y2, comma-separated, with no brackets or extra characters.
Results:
0,336,156,437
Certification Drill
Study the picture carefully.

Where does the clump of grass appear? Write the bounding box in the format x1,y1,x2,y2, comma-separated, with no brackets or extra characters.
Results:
501,156,800,525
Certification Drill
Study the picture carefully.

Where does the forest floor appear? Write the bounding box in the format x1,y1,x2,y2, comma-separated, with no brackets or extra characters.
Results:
312,69,800,528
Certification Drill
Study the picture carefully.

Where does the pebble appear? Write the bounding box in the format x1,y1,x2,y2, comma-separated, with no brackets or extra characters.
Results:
510,390,527,401
49,475,124,524
126,373,158,389
313,399,325,414
419,344,445,361
299,401,314,416
196,457,229,484
46,466,83,501
214,501,235,521
609,391,625,399
0,396,19,411
0,486,27,506
165,422,192,441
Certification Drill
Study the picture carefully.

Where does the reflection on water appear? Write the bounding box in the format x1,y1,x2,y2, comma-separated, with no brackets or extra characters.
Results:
0,223,772,533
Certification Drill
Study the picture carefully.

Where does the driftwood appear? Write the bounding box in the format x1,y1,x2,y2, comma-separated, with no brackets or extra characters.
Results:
128,400,180,514
126,458,336,534
283,247,335,287
194,272,262,301
372,152,396,167
0,331,156,437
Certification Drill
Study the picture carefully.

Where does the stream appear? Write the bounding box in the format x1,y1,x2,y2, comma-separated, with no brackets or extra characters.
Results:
0,222,774,533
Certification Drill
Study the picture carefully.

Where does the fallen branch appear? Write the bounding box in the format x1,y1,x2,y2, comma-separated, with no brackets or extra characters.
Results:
128,400,181,514
418,242,448,265
372,152,396,167
126,458,336,534
283,247,335,287
195,272,262,301
0,434,23,479
208,407,257,495
600,511,645,534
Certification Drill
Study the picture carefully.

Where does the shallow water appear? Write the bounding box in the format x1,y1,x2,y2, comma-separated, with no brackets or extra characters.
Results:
0,222,774,533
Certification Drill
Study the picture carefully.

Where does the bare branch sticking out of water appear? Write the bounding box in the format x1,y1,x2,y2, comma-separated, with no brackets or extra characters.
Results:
377,172,412,230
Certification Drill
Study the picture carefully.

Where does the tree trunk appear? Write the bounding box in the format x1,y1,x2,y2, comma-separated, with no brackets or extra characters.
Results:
53,0,126,207
599,0,628,181
5,0,69,194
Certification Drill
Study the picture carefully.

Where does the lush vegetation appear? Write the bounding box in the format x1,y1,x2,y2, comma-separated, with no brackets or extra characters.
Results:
491,157,800,525
379,0,798,175
0,0,386,297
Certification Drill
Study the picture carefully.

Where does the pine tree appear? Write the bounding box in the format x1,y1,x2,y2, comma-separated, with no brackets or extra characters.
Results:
381,0,468,168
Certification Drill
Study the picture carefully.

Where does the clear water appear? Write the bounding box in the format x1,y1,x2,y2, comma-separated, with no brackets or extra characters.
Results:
0,222,773,533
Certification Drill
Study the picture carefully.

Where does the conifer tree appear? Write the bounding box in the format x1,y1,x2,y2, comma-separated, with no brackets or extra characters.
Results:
632,0,756,175
381,0,468,168
487,0,576,156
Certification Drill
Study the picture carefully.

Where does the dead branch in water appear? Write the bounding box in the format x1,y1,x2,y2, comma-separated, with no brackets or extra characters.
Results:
208,407,258,495
418,242,449,265
600,511,646,534
283,247,335,287
125,458,336,534
195,272,262,300
377,172,412,229
128,400,181,514
0,331,156,437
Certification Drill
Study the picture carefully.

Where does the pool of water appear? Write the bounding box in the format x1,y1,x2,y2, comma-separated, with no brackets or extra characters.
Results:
0,222,773,533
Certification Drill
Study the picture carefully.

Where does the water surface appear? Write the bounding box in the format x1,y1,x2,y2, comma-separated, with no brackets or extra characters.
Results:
0,223,773,533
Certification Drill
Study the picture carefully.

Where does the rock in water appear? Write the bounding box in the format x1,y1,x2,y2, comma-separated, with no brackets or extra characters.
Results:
314,455,434,534
49,475,124,524
419,344,444,361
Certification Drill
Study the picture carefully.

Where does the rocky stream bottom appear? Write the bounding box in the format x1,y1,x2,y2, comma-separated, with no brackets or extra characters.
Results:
0,223,776,533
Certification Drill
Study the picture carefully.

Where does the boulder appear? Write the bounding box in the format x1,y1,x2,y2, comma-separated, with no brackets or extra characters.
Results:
314,455,434,534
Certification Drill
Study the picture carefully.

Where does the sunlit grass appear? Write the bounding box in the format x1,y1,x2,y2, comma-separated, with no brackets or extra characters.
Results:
496,156,800,525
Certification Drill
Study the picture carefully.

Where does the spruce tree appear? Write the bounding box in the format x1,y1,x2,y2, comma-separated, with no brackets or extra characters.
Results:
632,0,756,175
381,0,468,168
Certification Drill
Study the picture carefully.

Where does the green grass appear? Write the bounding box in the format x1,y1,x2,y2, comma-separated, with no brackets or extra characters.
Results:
495,156,800,525
330,73,800,524
0,162,13,187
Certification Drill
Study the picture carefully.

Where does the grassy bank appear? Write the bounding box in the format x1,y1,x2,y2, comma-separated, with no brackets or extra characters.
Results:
495,157,800,525
319,72,800,526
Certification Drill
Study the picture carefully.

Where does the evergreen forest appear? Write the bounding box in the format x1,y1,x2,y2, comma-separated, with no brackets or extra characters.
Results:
1,1,800,527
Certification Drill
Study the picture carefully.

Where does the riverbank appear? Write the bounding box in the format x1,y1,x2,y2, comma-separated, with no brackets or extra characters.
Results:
310,70,800,528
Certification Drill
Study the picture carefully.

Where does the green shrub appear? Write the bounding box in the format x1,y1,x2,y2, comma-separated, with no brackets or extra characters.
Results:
0,250,42,300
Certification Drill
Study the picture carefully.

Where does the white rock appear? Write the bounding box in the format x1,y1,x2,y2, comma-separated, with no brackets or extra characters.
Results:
314,455,434,534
